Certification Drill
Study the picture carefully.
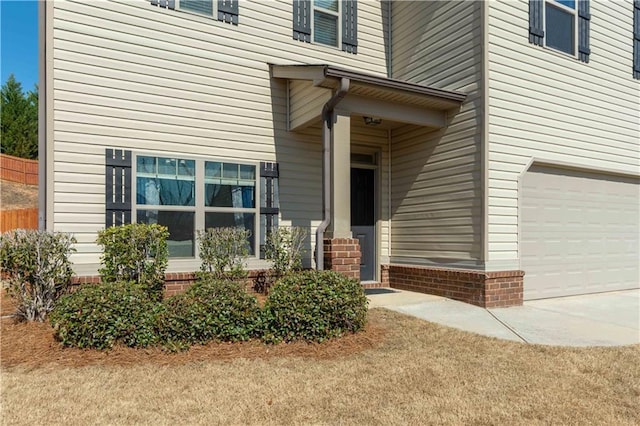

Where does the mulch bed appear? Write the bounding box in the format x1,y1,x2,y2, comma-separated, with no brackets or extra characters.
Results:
0,291,385,370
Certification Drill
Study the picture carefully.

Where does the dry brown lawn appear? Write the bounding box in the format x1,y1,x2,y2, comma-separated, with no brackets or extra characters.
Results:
1,294,639,425
0,180,38,210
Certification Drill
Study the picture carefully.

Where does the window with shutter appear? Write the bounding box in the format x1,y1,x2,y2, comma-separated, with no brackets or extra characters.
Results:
151,0,238,25
293,0,357,54
529,0,590,62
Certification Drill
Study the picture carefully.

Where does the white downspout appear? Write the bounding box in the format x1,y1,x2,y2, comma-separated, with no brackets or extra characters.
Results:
315,77,350,270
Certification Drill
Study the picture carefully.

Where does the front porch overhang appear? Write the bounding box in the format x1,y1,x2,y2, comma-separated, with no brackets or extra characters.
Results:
270,64,467,278
270,64,466,131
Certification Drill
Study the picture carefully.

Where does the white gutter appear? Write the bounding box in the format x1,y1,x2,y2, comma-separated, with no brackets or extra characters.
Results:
315,77,350,270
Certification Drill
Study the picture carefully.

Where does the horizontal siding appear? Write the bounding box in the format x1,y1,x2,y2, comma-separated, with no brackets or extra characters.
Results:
487,0,640,270
390,1,483,265
50,0,387,273
289,80,330,130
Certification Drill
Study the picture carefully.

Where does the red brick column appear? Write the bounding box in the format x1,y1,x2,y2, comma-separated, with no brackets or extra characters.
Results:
323,238,361,281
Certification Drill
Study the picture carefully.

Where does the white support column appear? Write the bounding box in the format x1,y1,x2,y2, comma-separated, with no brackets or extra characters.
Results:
328,112,351,238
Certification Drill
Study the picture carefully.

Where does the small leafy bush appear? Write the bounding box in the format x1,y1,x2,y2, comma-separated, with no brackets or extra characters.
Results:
49,281,164,350
0,229,76,321
264,226,307,279
197,227,250,280
96,223,169,300
159,277,261,346
261,270,368,343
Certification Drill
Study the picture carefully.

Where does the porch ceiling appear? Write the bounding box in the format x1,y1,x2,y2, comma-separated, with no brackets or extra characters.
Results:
271,64,467,131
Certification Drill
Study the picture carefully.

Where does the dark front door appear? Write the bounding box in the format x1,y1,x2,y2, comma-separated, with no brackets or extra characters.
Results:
351,167,375,281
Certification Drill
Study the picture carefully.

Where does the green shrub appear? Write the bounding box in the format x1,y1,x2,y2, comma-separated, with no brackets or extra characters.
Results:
0,229,76,322
197,227,250,280
264,226,307,279
49,281,163,350
96,223,169,300
261,270,368,343
159,277,261,346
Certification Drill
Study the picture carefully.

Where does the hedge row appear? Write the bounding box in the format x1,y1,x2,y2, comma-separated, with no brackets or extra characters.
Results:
49,270,368,350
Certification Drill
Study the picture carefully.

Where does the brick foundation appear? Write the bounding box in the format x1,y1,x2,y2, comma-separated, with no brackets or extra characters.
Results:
323,238,361,281
386,264,524,308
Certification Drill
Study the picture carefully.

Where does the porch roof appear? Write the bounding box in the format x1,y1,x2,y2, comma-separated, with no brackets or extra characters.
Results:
271,64,467,130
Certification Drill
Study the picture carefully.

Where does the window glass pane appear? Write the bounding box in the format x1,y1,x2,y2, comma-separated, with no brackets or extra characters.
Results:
555,0,575,9
314,0,338,12
158,157,176,176
545,3,575,55
205,161,255,208
137,156,195,206
314,11,338,47
137,210,195,258
137,156,156,174
205,184,255,208
205,161,222,178
180,0,213,16
240,164,256,180
178,159,195,177
137,177,195,206
223,162,238,179
205,212,255,255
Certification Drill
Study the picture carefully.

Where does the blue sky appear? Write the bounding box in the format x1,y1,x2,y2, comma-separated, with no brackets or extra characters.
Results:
1,0,39,91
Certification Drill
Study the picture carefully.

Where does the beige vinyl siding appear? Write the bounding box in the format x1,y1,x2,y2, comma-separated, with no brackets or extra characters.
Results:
288,80,331,130
389,1,483,266
49,0,387,274
486,0,640,271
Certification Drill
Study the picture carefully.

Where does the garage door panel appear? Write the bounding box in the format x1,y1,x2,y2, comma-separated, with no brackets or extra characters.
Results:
521,166,640,300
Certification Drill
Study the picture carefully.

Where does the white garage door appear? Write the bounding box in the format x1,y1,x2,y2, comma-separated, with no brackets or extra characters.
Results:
521,165,640,300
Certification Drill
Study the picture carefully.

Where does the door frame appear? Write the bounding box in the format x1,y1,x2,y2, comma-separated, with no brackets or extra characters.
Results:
350,147,380,282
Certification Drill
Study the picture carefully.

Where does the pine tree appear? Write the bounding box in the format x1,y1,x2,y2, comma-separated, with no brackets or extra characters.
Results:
1,74,38,159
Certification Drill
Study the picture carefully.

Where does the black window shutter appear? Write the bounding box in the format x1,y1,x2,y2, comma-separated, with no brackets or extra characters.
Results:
529,0,544,46
293,0,311,42
634,0,640,79
218,0,238,25
105,149,132,228
150,0,175,10
342,0,358,54
260,162,280,258
578,0,591,63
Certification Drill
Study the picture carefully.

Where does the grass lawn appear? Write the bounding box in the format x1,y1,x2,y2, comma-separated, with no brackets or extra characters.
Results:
1,307,639,425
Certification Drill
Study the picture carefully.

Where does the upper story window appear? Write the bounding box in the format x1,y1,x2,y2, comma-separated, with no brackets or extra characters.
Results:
545,0,576,55
180,0,214,17
313,0,340,47
293,0,358,54
529,0,590,62
150,0,238,25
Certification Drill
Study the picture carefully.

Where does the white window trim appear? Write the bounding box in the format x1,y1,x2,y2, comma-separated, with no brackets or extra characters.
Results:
543,0,579,58
312,1,341,49
132,153,260,260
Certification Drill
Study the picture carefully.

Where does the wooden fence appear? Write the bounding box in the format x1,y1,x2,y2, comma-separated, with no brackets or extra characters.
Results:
0,154,38,185
0,209,39,233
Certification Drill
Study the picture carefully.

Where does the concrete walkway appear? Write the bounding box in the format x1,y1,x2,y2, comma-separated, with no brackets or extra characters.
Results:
366,288,640,347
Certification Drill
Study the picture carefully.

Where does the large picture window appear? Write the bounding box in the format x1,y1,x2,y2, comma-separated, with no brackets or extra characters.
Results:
134,155,258,258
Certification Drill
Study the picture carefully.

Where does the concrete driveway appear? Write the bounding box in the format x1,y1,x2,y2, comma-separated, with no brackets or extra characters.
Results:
366,288,640,347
